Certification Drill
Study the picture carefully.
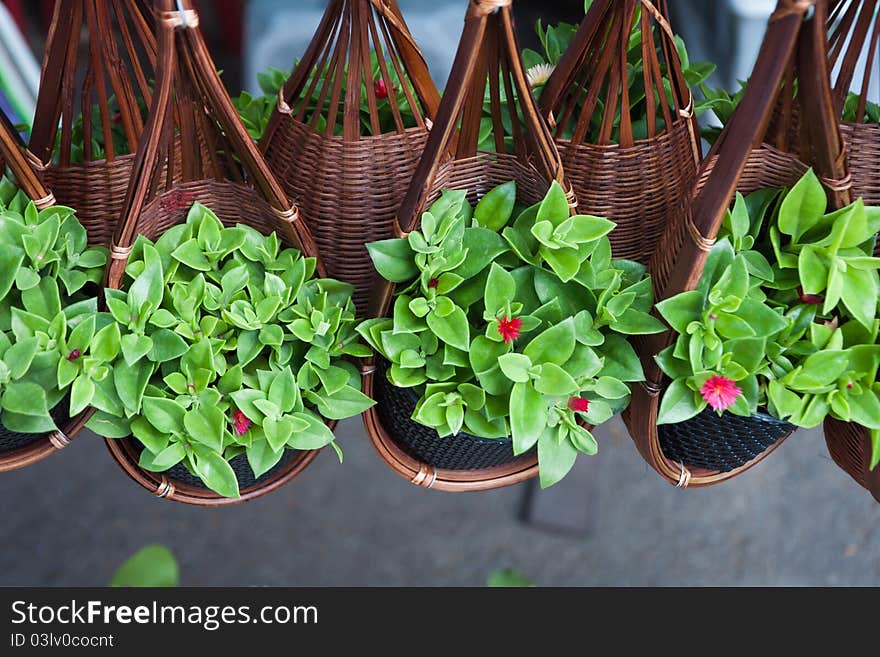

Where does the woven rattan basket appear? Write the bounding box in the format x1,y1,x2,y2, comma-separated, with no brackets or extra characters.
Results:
101,0,329,506
260,0,441,315
820,0,880,500
27,0,158,244
361,0,580,492
538,0,701,264
624,0,854,488
0,114,96,472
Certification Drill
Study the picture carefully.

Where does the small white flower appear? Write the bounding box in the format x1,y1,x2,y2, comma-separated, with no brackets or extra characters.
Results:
526,63,556,89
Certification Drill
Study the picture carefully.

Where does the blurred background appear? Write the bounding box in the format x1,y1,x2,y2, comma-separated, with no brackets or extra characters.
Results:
0,0,878,587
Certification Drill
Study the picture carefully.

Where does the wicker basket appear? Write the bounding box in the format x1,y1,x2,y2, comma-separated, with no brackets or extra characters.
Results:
538,0,701,264
362,0,577,492
624,0,853,488
101,0,329,506
27,0,157,246
0,113,98,472
260,0,440,315
820,0,880,500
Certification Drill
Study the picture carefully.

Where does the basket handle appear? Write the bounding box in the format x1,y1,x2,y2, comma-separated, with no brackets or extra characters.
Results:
262,0,440,145
106,0,320,288
29,0,155,167
827,0,879,119
394,0,565,235
540,0,698,152
0,112,55,209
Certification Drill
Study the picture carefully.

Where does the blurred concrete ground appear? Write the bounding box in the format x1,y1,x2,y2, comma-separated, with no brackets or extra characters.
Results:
1,418,878,586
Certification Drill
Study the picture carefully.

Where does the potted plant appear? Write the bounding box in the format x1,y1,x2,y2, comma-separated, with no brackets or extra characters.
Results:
655,170,880,468
86,203,374,498
0,177,107,444
359,180,664,488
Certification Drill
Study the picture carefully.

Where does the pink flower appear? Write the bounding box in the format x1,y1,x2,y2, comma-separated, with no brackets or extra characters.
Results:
374,78,389,99
700,375,742,412
497,316,523,343
67,349,81,361
428,278,439,289
568,397,590,413
232,409,252,436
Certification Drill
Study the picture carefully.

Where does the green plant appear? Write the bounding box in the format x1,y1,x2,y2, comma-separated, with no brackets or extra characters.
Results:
86,203,373,497
360,181,662,488
655,170,880,467
487,568,533,587
235,54,421,142
510,2,716,150
0,177,107,433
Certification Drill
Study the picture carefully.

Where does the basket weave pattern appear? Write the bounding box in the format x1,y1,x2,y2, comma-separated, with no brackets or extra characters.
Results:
265,121,429,312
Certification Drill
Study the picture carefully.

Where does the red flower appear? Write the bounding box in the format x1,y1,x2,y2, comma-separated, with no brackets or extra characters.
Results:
67,349,81,361
568,397,590,413
797,287,824,305
497,316,523,343
428,278,439,289
374,78,389,99
700,375,742,412
232,409,252,436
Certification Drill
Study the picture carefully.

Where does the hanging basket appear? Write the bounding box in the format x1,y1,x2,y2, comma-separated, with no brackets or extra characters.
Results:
361,0,576,492
538,0,701,263
0,114,96,471
624,0,853,487
28,0,159,242
102,0,328,506
821,0,880,502
825,0,880,206
260,0,441,315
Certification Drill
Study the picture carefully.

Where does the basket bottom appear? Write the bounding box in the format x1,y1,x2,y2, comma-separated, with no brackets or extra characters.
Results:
374,360,522,471
126,438,302,492
658,407,795,473
0,396,71,455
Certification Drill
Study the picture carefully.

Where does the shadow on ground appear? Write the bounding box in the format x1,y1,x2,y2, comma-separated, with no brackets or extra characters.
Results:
2,418,878,586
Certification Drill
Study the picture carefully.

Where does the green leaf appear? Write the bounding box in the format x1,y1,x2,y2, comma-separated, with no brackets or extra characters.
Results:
115,361,152,414
510,382,547,455
366,239,418,283
69,375,96,416
426,306,470,351
3,337,38,379
148,329,188,363
656,291,703,333
287,412,335,450
599,335,644,382
91,322,122,362
129,244,165,311
486,568,533,588
311,385,374,420
2,381,49,417
538,427,578,488
454,227,509,279
657,379,704,424
151,442,188,469
474,181,516,231
192,447,240,498
121,333,154,366
798,245,828,295
535,362,579,395
111,545,179,588
171,238,212,271
594,376,630,399
142,396,185,434
484,262,516,317
184,406,226,452
778,168,826,240
524,318,575,365
536,181,570,228
498,353,533,383
247,437,285,478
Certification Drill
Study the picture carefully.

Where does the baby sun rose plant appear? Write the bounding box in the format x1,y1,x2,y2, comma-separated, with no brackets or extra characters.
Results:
655,170,880,468
85,203,373,497
359,180,664,487
0,177,107,435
